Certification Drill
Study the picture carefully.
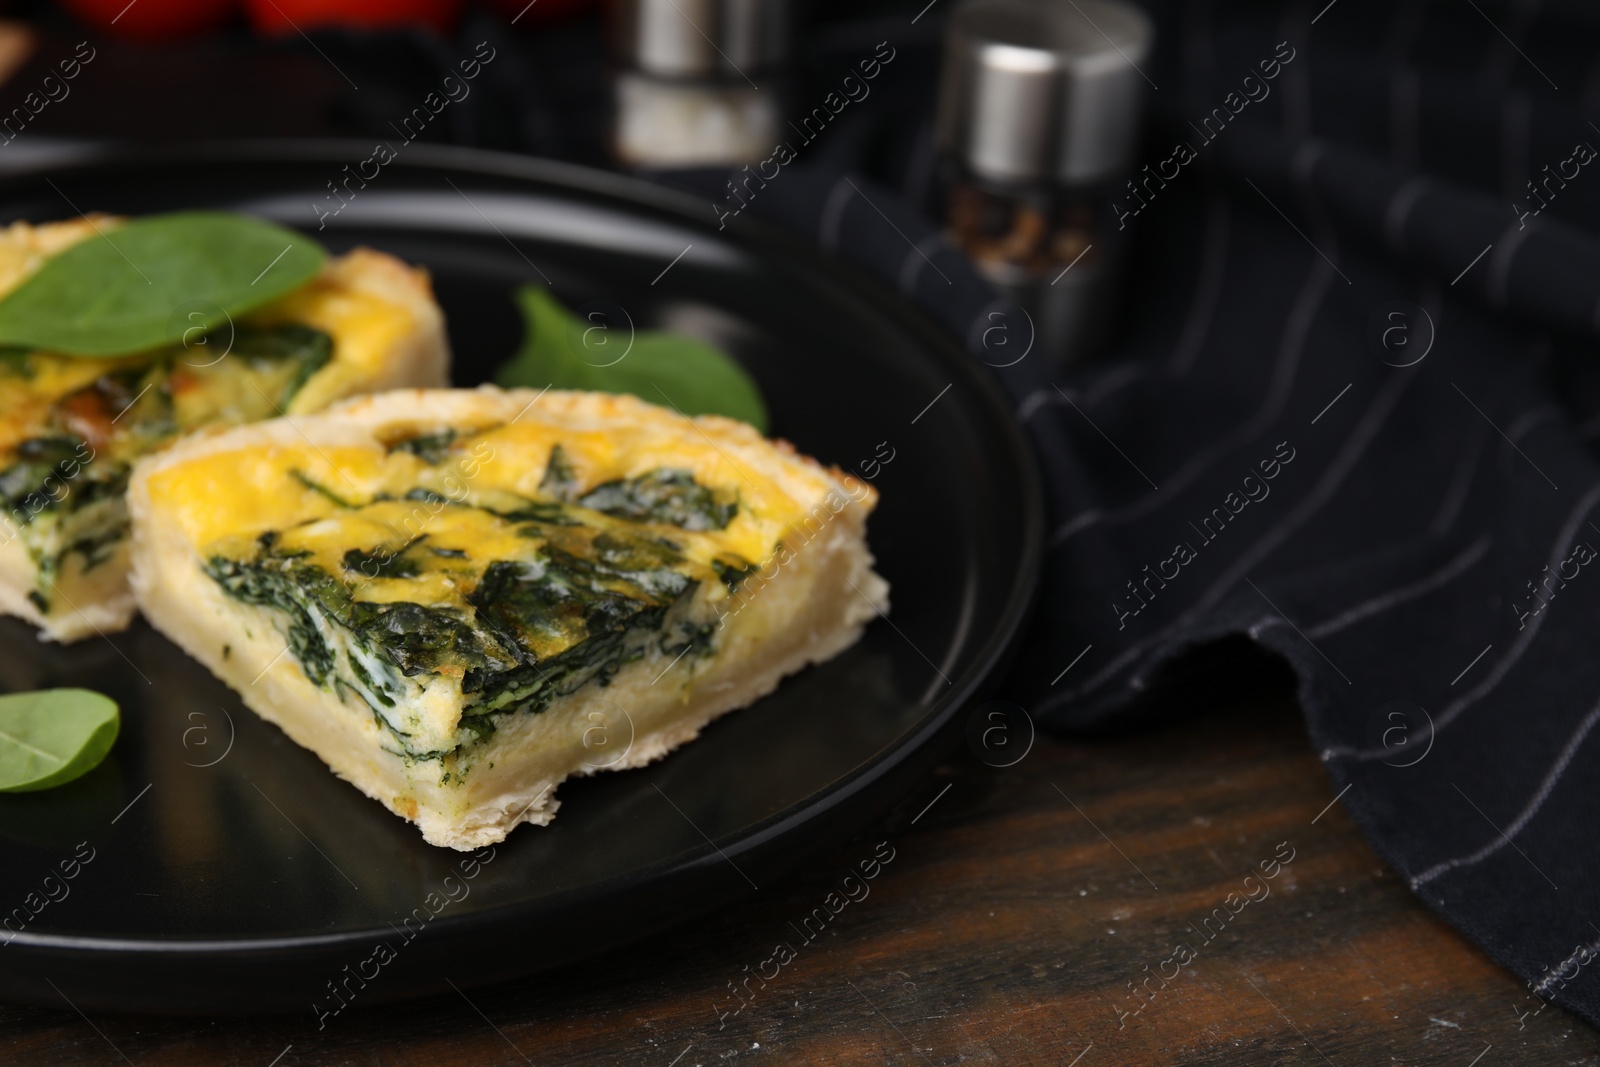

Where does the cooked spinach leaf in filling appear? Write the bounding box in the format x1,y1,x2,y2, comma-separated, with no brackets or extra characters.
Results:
387,429,457,465
542,443,739,531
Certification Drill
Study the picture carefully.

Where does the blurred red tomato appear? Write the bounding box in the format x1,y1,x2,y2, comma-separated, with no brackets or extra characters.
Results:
244,0,463,36
485,0,594,25
60,0,238,39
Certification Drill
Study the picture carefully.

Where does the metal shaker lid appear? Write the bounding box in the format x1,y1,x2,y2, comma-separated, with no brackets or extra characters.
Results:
613,0,790,80
937,0,1153,186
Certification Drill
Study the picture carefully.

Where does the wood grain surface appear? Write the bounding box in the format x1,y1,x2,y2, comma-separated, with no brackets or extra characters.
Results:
3,681,1596,1066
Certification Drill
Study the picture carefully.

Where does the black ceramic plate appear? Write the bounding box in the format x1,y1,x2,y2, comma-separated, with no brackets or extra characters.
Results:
0,143,1041,1015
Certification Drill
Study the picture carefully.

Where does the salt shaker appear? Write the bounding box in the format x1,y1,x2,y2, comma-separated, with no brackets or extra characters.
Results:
611,0,790,169
937,0,1152,369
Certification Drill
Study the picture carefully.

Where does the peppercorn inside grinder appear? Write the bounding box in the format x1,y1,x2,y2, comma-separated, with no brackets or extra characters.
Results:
936,0,1152,372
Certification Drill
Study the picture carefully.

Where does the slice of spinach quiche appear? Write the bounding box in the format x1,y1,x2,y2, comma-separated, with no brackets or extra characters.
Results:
0,218,450,641
128,387,889,849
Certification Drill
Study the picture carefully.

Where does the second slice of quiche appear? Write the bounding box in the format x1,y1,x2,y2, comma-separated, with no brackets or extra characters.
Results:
128,388,889,849
0,217,450,641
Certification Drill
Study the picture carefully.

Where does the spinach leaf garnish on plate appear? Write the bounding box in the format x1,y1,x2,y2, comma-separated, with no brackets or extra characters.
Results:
0,212,326,357
0,688,119,792
494,284,770,432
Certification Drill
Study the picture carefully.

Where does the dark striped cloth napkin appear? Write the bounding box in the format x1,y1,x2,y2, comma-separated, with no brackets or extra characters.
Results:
659,0,1600,1031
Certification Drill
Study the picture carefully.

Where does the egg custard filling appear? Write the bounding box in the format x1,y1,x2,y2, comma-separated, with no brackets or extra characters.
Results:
200,445,753,761
0,219,449,641
128,388,889,849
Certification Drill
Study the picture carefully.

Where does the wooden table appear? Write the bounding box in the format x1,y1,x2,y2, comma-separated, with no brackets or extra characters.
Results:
4,686,1596,1065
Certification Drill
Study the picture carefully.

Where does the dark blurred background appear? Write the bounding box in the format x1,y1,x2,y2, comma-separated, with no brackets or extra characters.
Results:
0,0,940,169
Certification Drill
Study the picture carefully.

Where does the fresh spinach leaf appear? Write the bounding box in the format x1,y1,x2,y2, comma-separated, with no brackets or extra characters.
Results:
0,212,326,357
0,688,119,792
494,285,769,432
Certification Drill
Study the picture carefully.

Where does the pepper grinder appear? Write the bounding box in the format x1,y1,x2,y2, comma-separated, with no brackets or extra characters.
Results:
611,0,790,169
937,0,1152,371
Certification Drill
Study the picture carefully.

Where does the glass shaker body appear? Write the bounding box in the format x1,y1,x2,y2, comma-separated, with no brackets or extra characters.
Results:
614,72,785,169
609,0,790,170
942,161,1124,371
